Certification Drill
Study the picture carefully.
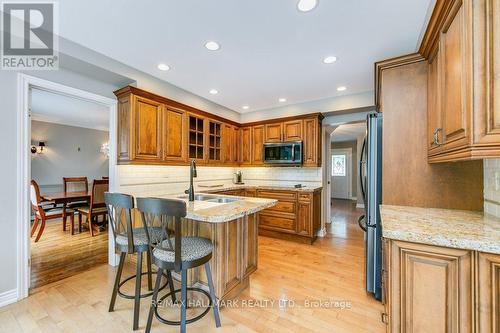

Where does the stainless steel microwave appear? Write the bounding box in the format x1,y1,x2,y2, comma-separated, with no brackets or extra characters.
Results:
263,141,303,165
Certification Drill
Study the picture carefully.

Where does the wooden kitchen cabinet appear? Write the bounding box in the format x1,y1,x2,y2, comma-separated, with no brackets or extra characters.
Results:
264,122,283,142
240,126,252,165
283,119,303,141
207,120,222,163
222,124,239,165
115,90,164,163
265,119,303,142
477,252,500,333
386,240,474,332
427,44,443,154
188,114,206,162
257,188,321,244
163,106,187,163
115,86,323,167
252,125,265,165
424,0,500,162
303,117,322,166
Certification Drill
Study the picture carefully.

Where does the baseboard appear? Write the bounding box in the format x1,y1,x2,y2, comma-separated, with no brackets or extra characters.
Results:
351,196,357,201
317,227,327,237
356,203,365,209
0,289,18,308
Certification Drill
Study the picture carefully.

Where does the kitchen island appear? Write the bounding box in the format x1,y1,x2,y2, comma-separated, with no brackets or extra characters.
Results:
133,193,277,300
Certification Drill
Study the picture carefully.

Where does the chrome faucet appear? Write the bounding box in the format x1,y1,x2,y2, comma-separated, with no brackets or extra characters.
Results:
185,160,197,201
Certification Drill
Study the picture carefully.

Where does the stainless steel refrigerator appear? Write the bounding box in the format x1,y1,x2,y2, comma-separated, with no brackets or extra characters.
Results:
358,112,382,301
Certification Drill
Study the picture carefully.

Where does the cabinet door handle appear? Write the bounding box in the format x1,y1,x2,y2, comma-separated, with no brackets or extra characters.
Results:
435,128,442,146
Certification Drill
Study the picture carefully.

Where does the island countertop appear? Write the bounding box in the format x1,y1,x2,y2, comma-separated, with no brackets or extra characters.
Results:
380,205,500,254
144,193,277,223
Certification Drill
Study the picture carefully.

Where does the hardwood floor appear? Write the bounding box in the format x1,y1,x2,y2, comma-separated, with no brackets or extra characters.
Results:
2,200,385,332
30,218,108,290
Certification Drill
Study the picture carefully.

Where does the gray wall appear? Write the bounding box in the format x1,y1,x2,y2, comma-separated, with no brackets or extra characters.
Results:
331,140,358,198
31,121,109,193
0,68,121,296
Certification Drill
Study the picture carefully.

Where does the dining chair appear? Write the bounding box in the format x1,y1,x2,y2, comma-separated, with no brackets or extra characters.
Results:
76,179,108,236
105,192,174,331
30,180,75,242
63,176,89,192
137,197,221,333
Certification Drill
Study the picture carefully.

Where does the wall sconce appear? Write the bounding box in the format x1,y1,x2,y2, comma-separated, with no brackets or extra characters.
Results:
100,141,110,158
31,141,45,154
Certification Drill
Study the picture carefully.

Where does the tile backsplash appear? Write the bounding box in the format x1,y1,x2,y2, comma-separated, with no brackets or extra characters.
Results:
484,159,500,217
117,165,322,197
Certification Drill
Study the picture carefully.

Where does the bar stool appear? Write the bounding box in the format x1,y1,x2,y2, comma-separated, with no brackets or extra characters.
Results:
136,197,221,333
104,192,175,330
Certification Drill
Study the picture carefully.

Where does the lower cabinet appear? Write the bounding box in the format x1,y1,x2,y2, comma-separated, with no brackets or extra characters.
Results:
384,239,499,333
212,187,322,244
256,189,321,244
477,252,500,333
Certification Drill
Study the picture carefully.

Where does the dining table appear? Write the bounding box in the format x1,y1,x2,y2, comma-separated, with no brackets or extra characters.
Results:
41,191,91,234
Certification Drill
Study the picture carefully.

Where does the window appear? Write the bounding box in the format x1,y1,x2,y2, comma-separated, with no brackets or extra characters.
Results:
332,154,346,176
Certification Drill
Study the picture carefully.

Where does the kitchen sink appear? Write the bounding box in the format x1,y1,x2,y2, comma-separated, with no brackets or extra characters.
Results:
178,194,240,203
206,197,240,204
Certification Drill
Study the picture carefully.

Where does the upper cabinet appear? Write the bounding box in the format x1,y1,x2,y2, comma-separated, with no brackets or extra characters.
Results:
252,125,265,165
188,114,206,162
163,106,187,163
240,126,252,165
114,86,323,167
222,124,239,165
264,120,304,143
207,120,222,163
283,120,303,141
303,117,322,167
422,0,500,162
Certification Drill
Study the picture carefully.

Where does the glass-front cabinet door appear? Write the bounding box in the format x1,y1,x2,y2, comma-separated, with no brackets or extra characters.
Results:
208,120,222,163
188,115,205,161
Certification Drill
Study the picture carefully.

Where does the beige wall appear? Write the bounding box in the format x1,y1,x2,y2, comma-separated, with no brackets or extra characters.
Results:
331,140,358,198
31,121,109,193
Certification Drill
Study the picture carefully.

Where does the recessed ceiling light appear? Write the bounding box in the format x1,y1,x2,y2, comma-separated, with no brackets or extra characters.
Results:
209,89,218,95
297,0,318,12
323,56,337,64
278,98,287,103
205,41,220,51
337,86,347,91
242,105,249,110
157,63,170,71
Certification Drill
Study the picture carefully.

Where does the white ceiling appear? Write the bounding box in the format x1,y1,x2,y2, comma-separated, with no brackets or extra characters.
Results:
332,122,366,142
57,0,434,113
31,88,109,131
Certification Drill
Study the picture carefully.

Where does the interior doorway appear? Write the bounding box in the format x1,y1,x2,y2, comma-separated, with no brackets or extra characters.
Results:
17,74,118,299
331,148,352,199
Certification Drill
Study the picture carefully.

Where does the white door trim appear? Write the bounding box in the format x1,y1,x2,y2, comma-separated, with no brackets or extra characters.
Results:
331,147,352,200
17,73,118,301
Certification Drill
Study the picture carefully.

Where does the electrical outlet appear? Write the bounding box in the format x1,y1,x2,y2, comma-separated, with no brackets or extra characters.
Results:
495,172,500,191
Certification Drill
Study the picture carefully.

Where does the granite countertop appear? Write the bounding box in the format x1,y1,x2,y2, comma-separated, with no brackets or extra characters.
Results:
198,183,323,193
380,205,500,254
147,193,277,223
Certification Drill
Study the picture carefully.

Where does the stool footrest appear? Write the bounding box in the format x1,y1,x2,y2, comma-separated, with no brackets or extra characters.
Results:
154,287,213,326
117,271,169,300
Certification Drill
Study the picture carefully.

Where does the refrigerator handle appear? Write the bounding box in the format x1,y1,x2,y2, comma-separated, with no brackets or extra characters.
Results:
358,215,367,232
359,136,367,202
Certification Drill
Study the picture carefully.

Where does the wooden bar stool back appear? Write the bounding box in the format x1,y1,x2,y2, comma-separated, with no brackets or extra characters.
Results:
105,192,172,331
136,197,221,333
